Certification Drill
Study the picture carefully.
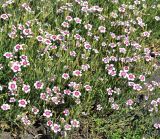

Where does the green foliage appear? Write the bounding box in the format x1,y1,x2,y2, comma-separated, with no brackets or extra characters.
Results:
0,0,160,138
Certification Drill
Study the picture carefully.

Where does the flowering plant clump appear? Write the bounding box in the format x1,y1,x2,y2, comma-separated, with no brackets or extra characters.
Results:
0,0,160,138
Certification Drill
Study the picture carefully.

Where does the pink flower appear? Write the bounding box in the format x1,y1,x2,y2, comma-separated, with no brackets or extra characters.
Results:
20,55,28,61
142,31,150,37
43,109,52,118
34,81,44,90
119,70,127,78
154,123,160,129
18,99,27,107
51,124,61,133
40,93,47,100
18,24,24,30
70,51,76,57
44,39,52,45
71,119,80,128
124,39,130,46
1,104,10,111
110,12,118,18
63,109,70,116
72,90,81,98
84,42,91,50
21,3,32,12
123,66,129,72
65,16,73,22
109,43,116,48
110,32,116,38
108,70,116,76
74,17,82,24
51,97,60,105
119,48,126,54
133,84,142,91
74,34,82,40
64,124,71,130
73,70,82,77
157,98,160,104
46,87,52,96
84,85,92,91
0,14,11,20
84,24,92,30
62,73,70,79
139,75,145,82
61,21,69,28
106,88,113,95
20,60,30,67
118,6,126,13
21,116,31,125
81,64,90,71
36,36,44,42
50,35,57,41
47,120,53,127
26,21,31,27
3,52,13,59
98,26,106,33
52,86,60,93
32,107,39,115
64,89,72,95
102,57,110,63
10,61,21,73
14,44,23,52
22,84,30,93
50,45,57,50
128,82,135,87
111,103,119,110
126,99,134,106
23,28,32,36
151,100,158,106
9,97,16,103
127,73,135,81
8,81,17,91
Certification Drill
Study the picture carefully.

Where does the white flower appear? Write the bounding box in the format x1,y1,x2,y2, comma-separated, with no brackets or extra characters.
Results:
51,124,61,133
98,26,106,33
10,61,21,72
8,81,17,91
155,16,160,21
72,91,81,98
18,99,27,107
22,84,30,93
1,104,10,111
71,119,80,128
43,109,52,118
34,81,44,90
62,73,70,79
0,85,3,91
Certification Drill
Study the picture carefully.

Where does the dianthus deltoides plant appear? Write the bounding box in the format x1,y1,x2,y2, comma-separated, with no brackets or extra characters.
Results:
0,0,160,138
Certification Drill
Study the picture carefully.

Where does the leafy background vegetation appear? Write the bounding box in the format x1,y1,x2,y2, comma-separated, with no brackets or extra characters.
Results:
0,0,160,138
